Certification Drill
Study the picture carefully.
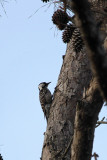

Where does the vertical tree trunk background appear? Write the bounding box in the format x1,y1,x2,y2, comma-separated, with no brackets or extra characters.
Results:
41,42,102,160
41,0,106,159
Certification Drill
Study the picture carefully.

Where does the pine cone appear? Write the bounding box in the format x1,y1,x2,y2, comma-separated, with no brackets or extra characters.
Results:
62,24,75,43
72,28,84,52
41,0,49,2
52,9,69,30
0,154,3,160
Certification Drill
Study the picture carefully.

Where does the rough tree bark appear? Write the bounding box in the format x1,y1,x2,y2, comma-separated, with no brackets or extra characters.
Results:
41,44,103,160
69,0,107,159
41,0,106,160
71,79,103,160
41,41,93,160
71,0,107,100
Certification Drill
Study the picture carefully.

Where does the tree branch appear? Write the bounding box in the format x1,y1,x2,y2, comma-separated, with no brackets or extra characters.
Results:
92,152,99,160
97,121,107,124
96,116,107,128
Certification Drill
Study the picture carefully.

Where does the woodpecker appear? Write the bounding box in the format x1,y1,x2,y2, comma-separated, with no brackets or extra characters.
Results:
38,82,52,121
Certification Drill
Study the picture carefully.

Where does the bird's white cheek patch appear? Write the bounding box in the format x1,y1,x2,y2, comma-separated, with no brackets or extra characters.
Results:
38,84,43,91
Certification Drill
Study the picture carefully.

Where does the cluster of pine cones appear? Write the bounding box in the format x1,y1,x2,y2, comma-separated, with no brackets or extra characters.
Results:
41,0,84,53
52,9,84,52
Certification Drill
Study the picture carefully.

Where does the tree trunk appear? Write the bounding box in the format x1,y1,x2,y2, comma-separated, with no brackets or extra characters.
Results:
41,0,106,159
71,82,103,160
41,41,101,160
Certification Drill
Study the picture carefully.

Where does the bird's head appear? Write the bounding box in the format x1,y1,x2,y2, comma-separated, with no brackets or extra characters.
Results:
38,82,51,91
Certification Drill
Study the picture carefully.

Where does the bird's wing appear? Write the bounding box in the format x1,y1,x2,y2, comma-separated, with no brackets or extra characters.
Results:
45,89,52,104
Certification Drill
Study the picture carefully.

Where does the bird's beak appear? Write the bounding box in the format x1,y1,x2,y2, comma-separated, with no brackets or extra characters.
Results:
47,82,51,85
